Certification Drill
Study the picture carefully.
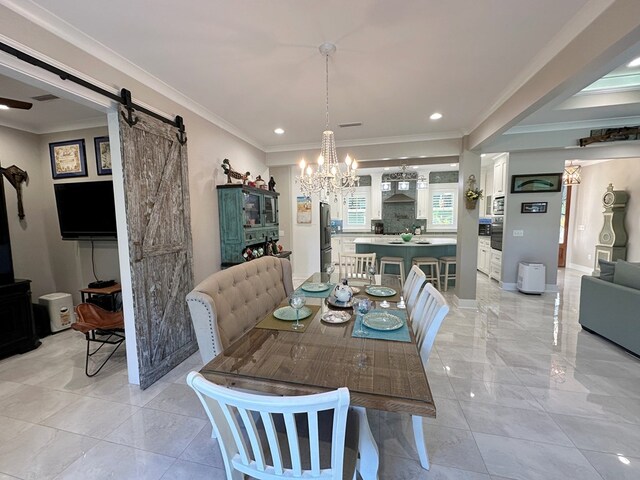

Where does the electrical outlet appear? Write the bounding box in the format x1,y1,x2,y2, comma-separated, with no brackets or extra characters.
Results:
578,225,585,231
513,229,524,237
588,254,592,260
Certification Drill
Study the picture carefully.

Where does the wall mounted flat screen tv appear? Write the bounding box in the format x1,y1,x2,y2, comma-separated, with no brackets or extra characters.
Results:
54,181,117,240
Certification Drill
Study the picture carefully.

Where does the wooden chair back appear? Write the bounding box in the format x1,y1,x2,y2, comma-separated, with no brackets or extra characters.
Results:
339,253,376,281
187,372,351,480
412,283,449,362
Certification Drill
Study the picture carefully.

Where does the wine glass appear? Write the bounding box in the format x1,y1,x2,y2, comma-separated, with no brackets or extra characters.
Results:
368,263,376,286
289,292,306,330
325,263,335,284
354,297,371,336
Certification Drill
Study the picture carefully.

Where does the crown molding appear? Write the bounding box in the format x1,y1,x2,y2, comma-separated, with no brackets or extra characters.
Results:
265,131,463,153
506,115,640,135
1,0,264,150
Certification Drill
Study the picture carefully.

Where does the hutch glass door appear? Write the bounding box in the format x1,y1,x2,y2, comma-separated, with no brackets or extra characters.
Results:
243,191,262,227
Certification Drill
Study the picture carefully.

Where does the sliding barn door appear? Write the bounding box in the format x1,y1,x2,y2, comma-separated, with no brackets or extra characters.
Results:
118,106,196,388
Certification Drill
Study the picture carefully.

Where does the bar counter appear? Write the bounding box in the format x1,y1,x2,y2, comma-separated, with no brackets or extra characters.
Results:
354,236,457,279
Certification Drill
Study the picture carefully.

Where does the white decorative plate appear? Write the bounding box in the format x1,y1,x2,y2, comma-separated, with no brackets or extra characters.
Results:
301,282,330,292
327,296,354,308
273,306,312,321
365,286,396,297
362,312,404,331
321,311,352,324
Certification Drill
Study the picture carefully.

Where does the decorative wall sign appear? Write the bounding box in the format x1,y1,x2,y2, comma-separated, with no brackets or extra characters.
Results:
94,136,112,175
296,196,312,224
521,201,547,214
511,173,562,193
49,139,87,179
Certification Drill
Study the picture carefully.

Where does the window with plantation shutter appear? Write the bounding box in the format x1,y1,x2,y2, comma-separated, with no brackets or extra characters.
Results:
341,187,370,229
429,185,457,229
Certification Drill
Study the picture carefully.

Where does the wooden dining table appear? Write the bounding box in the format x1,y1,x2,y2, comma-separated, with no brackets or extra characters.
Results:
199,272,435,417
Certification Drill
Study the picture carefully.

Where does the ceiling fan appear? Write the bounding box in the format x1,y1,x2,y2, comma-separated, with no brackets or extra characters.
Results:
0,97,32,110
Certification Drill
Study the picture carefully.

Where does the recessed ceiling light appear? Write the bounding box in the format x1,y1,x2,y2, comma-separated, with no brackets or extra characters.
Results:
383,167,390,171
0,104,9,110
412,166,418,169
274,128,285,135
450,163,457,167
480,154,486,157
419,155,427,158
628,56,640,67
430,112,443,120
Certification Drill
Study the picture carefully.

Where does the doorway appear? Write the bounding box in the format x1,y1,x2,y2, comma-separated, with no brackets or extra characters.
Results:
558,185,572,267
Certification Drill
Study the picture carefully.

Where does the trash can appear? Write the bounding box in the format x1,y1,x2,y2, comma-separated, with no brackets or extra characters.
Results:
517,262,545,294
39,293,75,332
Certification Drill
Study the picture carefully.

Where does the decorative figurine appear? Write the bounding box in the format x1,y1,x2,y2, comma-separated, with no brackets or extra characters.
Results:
221,158,250,184
255,175,266,189
268,176,276,191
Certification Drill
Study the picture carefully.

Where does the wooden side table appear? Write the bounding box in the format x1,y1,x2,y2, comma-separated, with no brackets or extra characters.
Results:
80,283,122,311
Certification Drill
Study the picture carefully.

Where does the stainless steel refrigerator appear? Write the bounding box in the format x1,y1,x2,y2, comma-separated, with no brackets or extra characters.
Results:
320,202,332,269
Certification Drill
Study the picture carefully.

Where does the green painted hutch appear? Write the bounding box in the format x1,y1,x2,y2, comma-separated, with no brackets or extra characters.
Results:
217,184,280,266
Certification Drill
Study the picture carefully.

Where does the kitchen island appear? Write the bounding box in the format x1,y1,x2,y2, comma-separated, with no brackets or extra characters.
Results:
354,236,457,280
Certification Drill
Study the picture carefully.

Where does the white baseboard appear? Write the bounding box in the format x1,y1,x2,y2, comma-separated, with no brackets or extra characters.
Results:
502,282,558,293
567,263,592,274
454,296,478,309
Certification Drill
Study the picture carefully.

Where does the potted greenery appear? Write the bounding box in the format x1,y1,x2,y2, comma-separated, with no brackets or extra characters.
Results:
464,175,483,209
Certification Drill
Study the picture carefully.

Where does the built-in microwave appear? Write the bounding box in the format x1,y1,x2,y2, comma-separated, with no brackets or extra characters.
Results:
493,196,505,216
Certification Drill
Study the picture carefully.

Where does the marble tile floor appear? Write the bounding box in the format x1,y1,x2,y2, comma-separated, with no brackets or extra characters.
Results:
0,269,638,479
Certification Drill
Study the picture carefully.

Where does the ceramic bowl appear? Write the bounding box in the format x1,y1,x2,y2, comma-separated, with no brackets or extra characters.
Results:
400,233,413,242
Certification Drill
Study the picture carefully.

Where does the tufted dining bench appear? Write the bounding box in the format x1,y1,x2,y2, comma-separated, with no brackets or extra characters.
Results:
186,256,294,364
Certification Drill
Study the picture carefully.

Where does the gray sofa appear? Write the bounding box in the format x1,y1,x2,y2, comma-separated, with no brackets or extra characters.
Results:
579,260,640,356
186,256,294,364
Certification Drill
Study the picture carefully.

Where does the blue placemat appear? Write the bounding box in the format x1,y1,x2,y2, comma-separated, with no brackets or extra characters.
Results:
351,309,411,342
294,283,336,298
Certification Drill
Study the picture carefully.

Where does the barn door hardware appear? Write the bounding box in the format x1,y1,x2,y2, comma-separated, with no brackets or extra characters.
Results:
175,116,187,145
120,89,139,127
0,41,188,137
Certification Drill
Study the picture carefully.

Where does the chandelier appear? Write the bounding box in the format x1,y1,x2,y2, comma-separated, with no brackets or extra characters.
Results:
297,43,359,202
563,161,581,185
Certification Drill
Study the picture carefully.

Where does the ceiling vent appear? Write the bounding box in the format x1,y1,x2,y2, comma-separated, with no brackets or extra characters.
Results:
339,122,362,128
31,94,59,102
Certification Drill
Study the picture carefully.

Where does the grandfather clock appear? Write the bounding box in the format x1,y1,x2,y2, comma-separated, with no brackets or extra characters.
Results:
594,183,628,274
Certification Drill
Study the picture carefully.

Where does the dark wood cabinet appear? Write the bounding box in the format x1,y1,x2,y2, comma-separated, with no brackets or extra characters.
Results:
0,279,40,358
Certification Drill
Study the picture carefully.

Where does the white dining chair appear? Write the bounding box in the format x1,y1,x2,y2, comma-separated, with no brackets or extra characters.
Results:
409,283,450,470
404,265,427,315
187,372,379,480
402,264,422,299
339,253,376,282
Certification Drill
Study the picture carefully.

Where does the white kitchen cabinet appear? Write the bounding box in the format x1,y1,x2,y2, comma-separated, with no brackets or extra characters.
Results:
493,155,507,197
489,248,502,281
369,172,383,220
331,237,341,264
477,237,491,275
416,187,429,219
479,167,493,215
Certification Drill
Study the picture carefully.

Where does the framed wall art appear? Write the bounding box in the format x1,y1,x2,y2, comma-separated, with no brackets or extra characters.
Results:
49,139,87,179
94,136,112,175
511,173,562,193
296,196,312,224
521,201,548,214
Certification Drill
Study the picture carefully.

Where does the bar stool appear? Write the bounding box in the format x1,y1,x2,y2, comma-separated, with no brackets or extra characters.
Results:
379,256,405,286
439,256,457,292
411,257,440,290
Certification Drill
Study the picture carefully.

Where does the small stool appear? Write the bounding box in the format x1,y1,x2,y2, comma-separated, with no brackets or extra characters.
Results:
412,257,440,290
439,256,457,292
380,256,405,286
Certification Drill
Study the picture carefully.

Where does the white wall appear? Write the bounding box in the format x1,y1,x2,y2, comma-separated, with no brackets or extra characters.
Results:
38,126,118,304
569,157,640,269
0,125,56,300
501,152,565,288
